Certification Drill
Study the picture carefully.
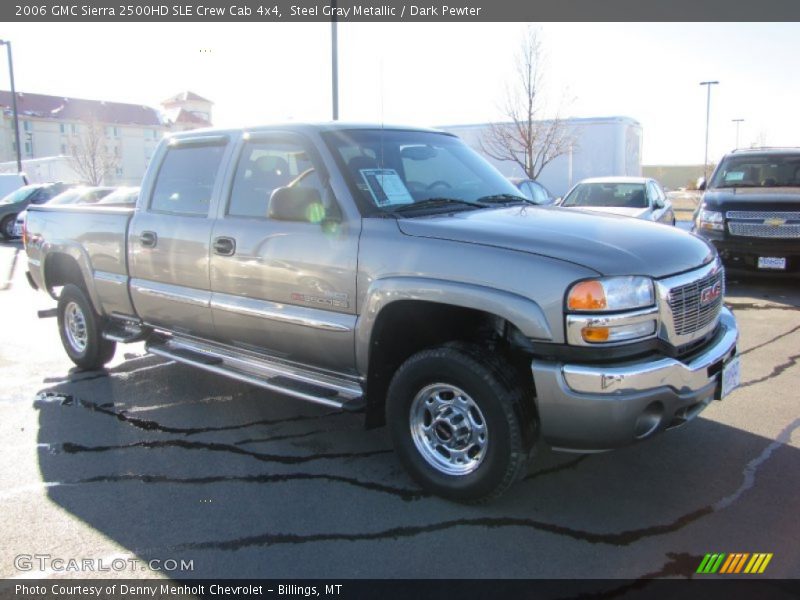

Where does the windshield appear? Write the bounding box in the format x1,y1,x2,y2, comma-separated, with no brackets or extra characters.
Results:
709,154,800,189
562,182,647,208
322,129,524,214
0,185,37,205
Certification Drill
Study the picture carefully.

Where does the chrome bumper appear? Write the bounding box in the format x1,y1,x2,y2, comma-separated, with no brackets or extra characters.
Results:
531,307,738,452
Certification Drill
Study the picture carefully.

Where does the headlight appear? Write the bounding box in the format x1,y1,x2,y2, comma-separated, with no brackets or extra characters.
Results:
696,207,724,231
566,276,658,345
567,276,655,312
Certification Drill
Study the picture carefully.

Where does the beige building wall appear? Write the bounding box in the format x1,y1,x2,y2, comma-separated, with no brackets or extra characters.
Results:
0,115,166,185
0,91,210,185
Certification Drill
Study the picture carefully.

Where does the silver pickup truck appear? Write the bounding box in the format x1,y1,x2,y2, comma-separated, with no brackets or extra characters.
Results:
24,124,740,501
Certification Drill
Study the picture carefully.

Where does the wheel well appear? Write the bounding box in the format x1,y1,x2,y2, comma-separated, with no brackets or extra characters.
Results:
364,300,534,428
43,254,86,298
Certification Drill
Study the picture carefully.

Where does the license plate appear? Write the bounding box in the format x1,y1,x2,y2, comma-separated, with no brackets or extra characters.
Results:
719,356,741,399
757,256,786,270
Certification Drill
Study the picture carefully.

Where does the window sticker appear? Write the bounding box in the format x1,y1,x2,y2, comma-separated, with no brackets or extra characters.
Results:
725,171,745,182
359,169,414,207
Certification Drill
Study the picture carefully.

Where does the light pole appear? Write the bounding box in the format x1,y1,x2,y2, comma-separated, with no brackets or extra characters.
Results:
0,39,22,173
330,0,339,120
732,118,744,149
700,80,719,182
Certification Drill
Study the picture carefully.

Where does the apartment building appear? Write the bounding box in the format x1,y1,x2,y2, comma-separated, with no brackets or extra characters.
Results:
0,90,212,185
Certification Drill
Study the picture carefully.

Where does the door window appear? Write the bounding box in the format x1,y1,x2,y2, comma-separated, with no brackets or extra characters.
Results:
150,143,226,216
527,182,549,204
228,139,326,220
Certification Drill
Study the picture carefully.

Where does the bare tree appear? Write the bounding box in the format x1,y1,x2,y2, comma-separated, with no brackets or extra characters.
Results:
480,27,575,180
66,119,119,185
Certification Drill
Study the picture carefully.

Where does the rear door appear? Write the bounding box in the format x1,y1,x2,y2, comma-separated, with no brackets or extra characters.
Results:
208,132,360,373
128,135,232,337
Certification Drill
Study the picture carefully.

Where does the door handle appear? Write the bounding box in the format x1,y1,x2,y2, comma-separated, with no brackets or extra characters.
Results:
140,231,157,248
213,236,236,256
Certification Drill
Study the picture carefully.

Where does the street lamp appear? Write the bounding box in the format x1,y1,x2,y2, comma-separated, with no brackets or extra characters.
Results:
732,118,744,149
700,80,719,182
0,39,22,173
330,0,339,120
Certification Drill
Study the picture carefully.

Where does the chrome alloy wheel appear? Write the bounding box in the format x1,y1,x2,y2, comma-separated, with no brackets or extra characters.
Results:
409,383,489,475
63,301,88,353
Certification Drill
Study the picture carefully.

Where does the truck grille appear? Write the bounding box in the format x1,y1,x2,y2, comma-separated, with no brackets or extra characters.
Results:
667,268,724,336
726,211,800,239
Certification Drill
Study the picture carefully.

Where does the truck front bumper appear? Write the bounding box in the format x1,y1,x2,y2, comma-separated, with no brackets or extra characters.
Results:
531,307,739,452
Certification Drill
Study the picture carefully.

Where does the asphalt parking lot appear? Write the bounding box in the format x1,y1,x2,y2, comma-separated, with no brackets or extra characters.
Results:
0,235,798,582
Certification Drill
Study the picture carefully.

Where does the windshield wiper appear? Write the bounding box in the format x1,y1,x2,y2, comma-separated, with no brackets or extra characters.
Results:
391,197,483,213
475,193,533,205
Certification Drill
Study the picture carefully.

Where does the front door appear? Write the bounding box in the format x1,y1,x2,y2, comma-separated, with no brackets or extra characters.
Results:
208,133,360,373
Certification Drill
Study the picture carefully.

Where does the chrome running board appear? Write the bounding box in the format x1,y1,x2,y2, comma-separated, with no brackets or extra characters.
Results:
145,336,365,412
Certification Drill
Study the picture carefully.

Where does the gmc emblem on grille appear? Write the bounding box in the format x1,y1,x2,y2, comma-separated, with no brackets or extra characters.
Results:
700,281,722,305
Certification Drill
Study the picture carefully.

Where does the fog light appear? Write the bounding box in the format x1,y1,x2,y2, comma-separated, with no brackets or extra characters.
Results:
634,401,664,439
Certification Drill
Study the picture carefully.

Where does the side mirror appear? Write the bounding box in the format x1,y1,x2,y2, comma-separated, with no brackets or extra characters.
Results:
696,177,707,191
268,186,326,222
554,196,563,206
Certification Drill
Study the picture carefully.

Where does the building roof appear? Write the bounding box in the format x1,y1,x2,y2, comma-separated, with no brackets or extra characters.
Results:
161,91,213,105
172,108,212,126
0,90,162,127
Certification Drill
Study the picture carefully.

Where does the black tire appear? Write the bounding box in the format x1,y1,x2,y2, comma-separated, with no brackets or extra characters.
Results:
0,214,17,240
57,284,116,369
386,343,536,503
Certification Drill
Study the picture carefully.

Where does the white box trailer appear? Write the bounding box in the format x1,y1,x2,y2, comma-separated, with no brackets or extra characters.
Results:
0,155,81,184
441,116,642,198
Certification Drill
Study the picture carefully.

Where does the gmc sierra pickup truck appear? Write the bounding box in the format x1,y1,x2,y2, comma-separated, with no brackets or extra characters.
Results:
25,124,740,501
693,147,800,276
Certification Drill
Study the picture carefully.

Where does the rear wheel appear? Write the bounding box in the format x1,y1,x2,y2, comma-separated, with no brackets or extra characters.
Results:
386,344,535,502
57,284,116,369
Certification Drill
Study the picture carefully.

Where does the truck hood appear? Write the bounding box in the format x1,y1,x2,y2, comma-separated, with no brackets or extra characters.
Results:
703,187,800,211
397,206,715,278
562,206,650,219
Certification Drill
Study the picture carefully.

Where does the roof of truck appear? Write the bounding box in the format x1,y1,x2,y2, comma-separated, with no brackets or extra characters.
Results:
728,147,800,156
166,122,451,139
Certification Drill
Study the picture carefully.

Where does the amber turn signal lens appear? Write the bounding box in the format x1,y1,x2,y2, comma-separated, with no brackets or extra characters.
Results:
581,326,610,342
567,281,607,310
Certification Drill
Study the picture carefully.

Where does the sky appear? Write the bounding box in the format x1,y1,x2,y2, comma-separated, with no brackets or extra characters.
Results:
2,21,799,165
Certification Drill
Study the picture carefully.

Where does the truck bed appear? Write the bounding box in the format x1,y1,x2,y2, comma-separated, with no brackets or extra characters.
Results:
25,204,136,318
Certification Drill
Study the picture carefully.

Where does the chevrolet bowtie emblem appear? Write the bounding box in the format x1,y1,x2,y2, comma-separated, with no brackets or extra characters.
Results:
764,218,786,226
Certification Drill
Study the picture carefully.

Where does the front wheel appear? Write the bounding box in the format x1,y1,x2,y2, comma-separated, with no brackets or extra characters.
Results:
386,344,535,502
57,284,116,369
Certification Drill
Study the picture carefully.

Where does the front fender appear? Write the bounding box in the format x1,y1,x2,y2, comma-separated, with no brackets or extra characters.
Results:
354,276,553,375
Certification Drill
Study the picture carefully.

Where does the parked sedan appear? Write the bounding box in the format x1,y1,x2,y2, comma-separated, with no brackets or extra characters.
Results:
0,182,74,240
509,177,557,205
46,186,115,206
14,186,115,239
560,177,676,225
95,186,140,206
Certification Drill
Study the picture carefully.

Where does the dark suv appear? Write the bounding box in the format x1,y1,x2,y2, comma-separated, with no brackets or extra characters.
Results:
693,148,800,276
